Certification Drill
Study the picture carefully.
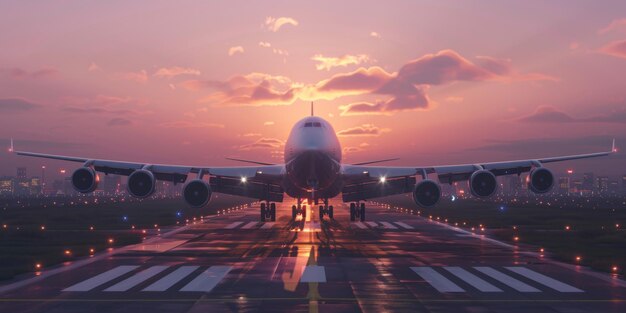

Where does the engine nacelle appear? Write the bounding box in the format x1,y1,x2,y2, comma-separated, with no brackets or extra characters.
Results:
528,167,554,194
71,167,98,193
469,170,497,198
127,169,156,198
183,179,212,208
412,179,441,207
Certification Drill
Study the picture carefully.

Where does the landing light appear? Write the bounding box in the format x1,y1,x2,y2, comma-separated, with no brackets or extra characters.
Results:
379,176,386,183
241,177,247,183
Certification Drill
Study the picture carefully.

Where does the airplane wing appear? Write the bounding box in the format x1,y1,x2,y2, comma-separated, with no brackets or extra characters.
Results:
341,140,616,201
14,150,285,201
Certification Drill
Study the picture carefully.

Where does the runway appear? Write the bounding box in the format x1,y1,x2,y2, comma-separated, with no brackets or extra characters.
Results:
1,201,625,313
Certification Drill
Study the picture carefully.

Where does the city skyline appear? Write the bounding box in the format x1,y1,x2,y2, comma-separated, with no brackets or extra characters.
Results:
1,0,626,178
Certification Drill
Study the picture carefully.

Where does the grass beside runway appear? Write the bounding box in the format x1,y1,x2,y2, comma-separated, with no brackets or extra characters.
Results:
0,194,251,281
378,194,626,276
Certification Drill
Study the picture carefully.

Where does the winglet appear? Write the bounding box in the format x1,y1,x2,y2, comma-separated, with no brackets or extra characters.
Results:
612,138,617,153
8,138,13,153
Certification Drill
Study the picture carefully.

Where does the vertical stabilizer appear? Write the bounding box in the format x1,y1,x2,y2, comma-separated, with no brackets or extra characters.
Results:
311,102,314,116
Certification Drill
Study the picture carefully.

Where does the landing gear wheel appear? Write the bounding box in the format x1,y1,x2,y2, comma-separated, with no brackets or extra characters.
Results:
319,205,324,220
350,203,356,221
360,203,366,222
292,205,297,220
328,205,334,219
260,202,266,222
270,203,276,222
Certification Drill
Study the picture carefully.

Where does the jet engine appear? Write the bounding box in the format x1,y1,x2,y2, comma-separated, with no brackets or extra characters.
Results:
127,169,156,198
183,179,212,208
412,179,441,207
469,169,497,198
71,167,98,193
528,167,554,194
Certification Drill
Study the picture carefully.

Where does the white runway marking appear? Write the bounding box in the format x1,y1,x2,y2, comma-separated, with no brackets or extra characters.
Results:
104,266,169,292
63,265,139,292
394,222,414,229
143,266,199,292
300,265,327,283
474,267,540,292
411,267,465,292
180,266,232,292
380,221,398,229
242,221,258,229
261,222,275,229
353,222,368,229
224,222,244,229
444,267,503,292
505,267,584,293
366,221,378,228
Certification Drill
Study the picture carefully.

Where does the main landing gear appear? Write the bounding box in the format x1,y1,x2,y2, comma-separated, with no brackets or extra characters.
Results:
291,198,307,220
350,202,366,222
318,198,334,220
260,202,276,222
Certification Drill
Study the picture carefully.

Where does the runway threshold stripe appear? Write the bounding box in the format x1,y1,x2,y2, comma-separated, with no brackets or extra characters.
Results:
242,221,258,229
366,221,378,228
380,221,398,229
224,222,244,229
505,267,584,293
394,222,414,229
143,266,199,292
411,267,465,293
104,266,169,292
443,267,502,292
353,222,368,229
261,222,275,229
62,265,139,292
474,267,540,292
300,265,326,283
179,266,232,292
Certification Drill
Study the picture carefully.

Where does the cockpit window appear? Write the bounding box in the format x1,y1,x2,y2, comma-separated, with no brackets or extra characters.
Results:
313,122,321,127
304,122,313,127
303,121,323,128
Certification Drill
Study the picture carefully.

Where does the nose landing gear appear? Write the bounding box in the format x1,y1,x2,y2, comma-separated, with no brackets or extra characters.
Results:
318,198,334,220
291,198,307,220
260,202,276,222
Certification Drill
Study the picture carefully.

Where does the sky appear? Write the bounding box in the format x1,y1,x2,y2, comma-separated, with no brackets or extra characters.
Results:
1,0,626,180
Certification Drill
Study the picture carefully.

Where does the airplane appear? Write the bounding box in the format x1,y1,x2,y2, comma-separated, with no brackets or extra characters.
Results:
12,103,617,222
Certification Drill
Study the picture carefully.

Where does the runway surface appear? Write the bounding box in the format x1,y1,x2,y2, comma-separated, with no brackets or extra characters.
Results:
1,200,625,312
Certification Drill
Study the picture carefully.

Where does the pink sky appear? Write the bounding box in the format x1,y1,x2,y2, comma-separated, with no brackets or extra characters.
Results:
1,0,625,179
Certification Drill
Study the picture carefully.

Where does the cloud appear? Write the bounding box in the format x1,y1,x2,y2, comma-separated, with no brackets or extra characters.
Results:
88,62,101,72
259,41,271,48
337,124,390,136
598,18,626,34
0,67,57,79
598,40,626,59
159,121,225,128
370,31,381,38
107,117,132,126
445,96,464,103
518,106,626,124
311,54,371,71
241,133,261,137
228,46,244,56
264,121,275,126
154,66,201,78
0,98,43,112
264,16,298,32
239,137,284,150
117,70,148,83
61,95,149,115
343,146,362,154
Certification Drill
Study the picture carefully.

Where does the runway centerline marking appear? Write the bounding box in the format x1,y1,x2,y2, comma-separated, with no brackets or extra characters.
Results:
143,266,199,292
366,221,378,228
104,266,169,292
380,221,398,229
224,222,244,229
352,222,368,229
261,222,275,229
394,222,414,229
411,267,465,293
179,266,232,292
474,267,541,292
443,267,503,292
242,221,258,229
63,266,139,292
300,265,326,283
505,267,584,293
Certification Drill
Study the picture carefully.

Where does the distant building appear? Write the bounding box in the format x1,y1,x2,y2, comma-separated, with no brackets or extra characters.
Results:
16,167,27,179
572,180,583,195
504,175,522,196
596,176,609,194
558,177,570,195
582,172,594,195
609,179,619,195
29,177,41,195
103,175,121,195
0,177,13,195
